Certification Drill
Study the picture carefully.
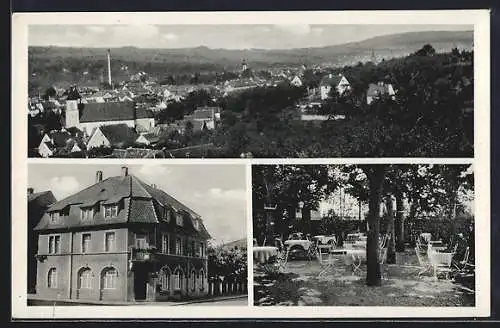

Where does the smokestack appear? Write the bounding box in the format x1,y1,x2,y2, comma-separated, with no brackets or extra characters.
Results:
96,171,103,183
28,188,34,195
107,49,112,88
121,166,128,177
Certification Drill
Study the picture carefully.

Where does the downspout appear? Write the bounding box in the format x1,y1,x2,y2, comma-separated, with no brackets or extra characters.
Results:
68,229,73,299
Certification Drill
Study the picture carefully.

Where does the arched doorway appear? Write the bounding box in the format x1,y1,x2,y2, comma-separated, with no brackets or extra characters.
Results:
100,267,118,300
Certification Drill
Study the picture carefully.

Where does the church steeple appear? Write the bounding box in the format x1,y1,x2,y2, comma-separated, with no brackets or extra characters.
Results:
241,58,248,72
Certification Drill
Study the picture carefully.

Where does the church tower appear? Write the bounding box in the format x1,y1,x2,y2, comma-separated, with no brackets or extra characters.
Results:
241,59,248,72
65,85,81,129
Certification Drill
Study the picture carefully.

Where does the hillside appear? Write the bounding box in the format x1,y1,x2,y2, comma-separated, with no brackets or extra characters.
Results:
28,30,473,90
221,238,247,251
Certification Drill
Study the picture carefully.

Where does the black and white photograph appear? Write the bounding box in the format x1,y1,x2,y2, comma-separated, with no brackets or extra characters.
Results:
26,163,248,306
252,164,476,307
12,10,490,319
27,23,474,158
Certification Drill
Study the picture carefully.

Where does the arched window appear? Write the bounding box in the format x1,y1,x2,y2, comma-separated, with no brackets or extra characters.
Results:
199,270,205,291
159,267,171,292
190,270,196,291
47,268,57,288
173,268,183,290
78,268,93,289
101,267,118,289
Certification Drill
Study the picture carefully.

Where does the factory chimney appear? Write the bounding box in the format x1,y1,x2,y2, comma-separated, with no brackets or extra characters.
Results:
107,49,112,88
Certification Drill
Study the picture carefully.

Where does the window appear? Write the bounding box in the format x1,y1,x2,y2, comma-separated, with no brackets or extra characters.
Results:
78,268,93,289
103,204,119,218
199,243,204,258
105,232,115,252
101,267,117,289
193,219,199,231
175,237,182,255
160,268,170,292
47,268,57,288
135,234,148,249
165,209,171,222
176,213,183,226
49,212,60,224
191,241,196,257
80,207,93,221
48,235,61,254
81,233,91,253
199,270,205,291
162,234,169,254
191,270,196,290
173,269,183,290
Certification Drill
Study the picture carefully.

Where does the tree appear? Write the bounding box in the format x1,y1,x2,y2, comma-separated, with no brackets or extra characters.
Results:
415,44,436,57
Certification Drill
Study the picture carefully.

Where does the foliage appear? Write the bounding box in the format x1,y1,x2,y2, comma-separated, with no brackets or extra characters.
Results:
207,245,247,282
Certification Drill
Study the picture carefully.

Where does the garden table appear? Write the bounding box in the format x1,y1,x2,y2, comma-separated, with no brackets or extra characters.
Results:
332,249,366,275
253,246,278,264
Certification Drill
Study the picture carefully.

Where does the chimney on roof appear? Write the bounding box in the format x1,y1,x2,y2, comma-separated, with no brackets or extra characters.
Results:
28,188,34,195
96,171,103,183
121,166,128,177
151,184,157,189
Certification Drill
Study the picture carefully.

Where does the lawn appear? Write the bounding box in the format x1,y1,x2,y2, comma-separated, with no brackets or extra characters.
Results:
254,250,475,306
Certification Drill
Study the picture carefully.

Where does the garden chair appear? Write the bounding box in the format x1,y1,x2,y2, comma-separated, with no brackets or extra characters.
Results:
317,243,336,278
275,246,290,273
452,246,475,272
415,242,432,277
427,247,455,280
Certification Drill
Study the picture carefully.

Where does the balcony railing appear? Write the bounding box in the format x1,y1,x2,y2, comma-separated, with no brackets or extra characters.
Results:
130,247,158,262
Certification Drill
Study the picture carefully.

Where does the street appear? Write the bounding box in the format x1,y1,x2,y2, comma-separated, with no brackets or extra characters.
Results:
185,297,248,306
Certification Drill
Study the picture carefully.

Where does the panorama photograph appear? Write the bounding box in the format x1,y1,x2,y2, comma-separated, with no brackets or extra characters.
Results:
27,24,474,158
27,164,248,306
252,164,475,306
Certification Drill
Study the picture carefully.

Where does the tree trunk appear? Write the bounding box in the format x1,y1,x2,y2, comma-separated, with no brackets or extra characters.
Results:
365,165,386,286
358,199,363,232
301,207,311,235
385,195,396,264
394,192,405,252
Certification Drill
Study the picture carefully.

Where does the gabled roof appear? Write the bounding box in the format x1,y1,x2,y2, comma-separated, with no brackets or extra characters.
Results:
79,101,135,123
191,107,218,120
137,133,160,144
135,107,154,119
28,191,57,207
35,174,211,239
46,130,73,148
320,74,346,87
98,124,139,146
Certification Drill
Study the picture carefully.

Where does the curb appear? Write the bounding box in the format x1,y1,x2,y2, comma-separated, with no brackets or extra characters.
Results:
171,295,248,306
27,294,248,306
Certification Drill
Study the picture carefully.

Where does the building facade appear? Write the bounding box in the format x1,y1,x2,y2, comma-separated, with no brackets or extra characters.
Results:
34,167,211,302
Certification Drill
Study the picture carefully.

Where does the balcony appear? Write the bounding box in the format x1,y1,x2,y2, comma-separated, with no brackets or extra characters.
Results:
130,247,158,262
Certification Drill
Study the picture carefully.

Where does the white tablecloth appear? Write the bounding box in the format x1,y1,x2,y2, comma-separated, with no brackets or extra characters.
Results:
253,246,278,264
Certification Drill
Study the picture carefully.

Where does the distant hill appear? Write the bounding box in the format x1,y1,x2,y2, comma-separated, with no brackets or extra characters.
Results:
28,30,473,90
221,238,247,251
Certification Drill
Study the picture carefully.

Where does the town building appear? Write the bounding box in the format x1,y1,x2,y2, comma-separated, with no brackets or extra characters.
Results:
34,167,211,302
28,188,57,294
65,99,155,137
86,124,139,149
319,74,351,100
38,129,86,158
183,107,221,131
290,76,303,87
366,82,396,105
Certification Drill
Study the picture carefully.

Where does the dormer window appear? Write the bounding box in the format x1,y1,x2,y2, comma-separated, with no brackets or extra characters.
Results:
49,211,60,224
193,219,199,231
103,204,119,218
176,213,183,226
165,208,171,222
81,207,94,221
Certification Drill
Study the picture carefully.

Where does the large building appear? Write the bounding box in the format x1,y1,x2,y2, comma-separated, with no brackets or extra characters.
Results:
34,167,211,302
64,86,155,136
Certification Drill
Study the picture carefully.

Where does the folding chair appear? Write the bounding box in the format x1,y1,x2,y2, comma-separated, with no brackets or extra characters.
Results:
317,244,336,278
275,247,290,272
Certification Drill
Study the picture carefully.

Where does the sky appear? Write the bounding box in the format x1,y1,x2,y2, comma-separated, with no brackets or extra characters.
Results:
28,163,247,245
28,24,472,50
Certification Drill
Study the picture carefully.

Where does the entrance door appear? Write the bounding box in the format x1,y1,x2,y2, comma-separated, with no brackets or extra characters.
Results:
134,269,148,301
